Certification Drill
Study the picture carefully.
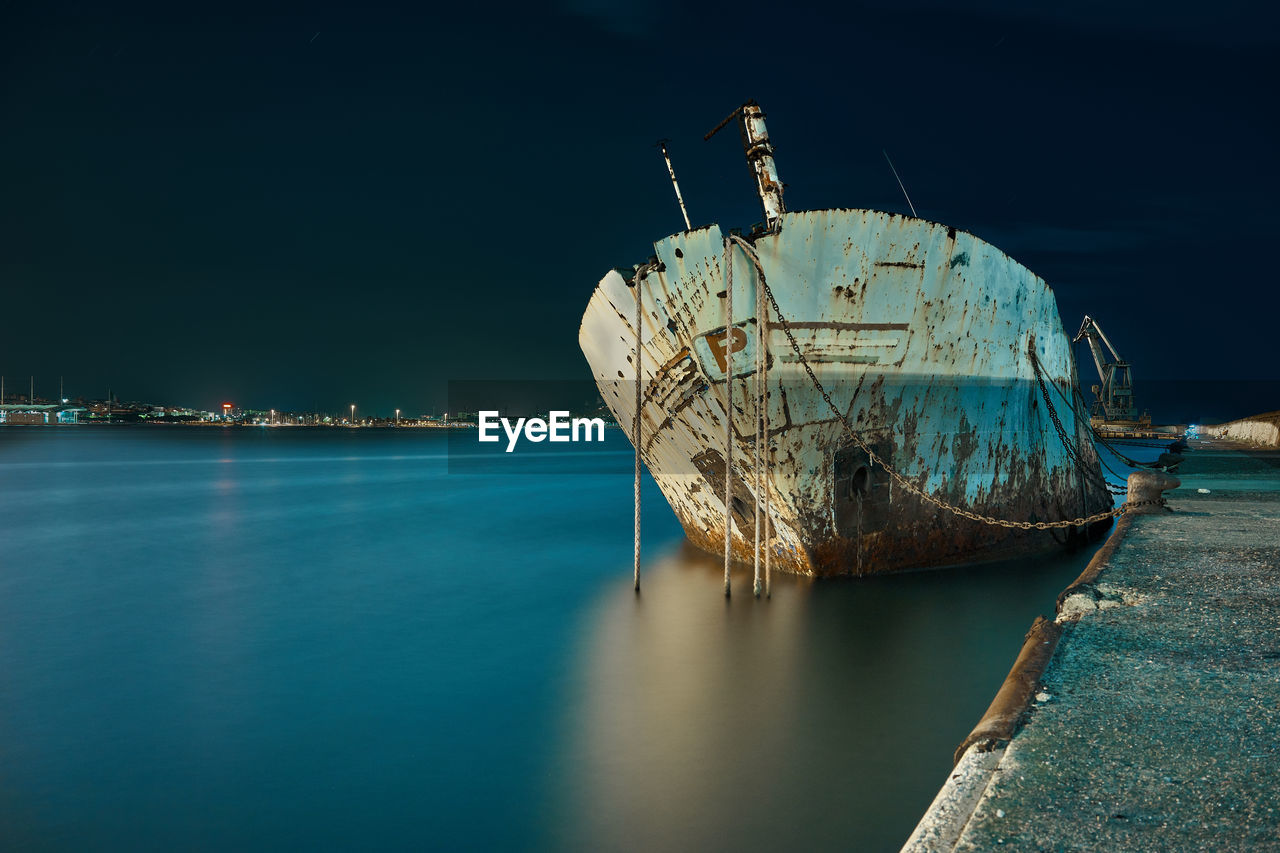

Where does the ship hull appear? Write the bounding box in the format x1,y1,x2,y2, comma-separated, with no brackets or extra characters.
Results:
579,209,1112,577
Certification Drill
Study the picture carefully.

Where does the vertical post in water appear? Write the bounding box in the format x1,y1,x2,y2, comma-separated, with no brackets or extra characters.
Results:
633,267,646,593
762,288,772,598
723,239,734,598
752,266,763,598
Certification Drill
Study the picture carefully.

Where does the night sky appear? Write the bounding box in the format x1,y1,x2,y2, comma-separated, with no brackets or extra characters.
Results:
3,1,1277,416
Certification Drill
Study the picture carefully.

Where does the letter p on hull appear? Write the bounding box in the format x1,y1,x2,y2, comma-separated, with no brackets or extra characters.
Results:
694,321,757,381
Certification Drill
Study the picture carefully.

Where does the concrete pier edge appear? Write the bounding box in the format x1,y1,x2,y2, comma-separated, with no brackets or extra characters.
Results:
1054,512,1134,614
902,517,1138,851
901,745,1008,852
897,438,1280,853
903,470,1180,853
950,615,1064,766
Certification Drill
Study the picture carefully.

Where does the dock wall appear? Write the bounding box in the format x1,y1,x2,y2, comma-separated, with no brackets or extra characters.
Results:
1207,409,1280,447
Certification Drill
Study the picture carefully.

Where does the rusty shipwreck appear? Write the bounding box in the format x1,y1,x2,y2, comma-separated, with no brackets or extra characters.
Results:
579,102,1112,577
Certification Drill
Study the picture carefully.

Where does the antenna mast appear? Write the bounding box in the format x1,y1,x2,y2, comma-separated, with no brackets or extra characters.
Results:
882,150,917,217
656,139,692,231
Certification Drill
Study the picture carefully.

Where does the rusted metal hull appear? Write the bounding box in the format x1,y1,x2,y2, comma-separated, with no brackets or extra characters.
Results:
579,209,1112,577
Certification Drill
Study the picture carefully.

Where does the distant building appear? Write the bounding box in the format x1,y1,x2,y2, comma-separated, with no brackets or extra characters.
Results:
0,404,85,424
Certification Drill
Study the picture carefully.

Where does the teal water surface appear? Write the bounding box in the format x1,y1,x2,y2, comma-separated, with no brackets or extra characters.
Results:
0,426,1118,850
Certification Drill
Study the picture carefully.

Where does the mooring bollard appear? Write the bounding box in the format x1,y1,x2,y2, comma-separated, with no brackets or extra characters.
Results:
1126,469,1181,513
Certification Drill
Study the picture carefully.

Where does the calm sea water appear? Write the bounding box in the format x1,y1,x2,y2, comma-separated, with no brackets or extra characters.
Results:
0,426,1123,851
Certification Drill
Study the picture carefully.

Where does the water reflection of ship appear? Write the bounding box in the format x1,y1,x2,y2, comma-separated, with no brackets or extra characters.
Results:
550,544,1099,850
579,102,1111,577
551,547,808,850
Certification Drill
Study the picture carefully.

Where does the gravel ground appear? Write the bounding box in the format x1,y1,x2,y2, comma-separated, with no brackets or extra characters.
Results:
954,441,1280,851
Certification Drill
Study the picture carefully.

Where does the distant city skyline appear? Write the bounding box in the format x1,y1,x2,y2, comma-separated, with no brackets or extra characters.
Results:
0,371,473,419
0,375,452,420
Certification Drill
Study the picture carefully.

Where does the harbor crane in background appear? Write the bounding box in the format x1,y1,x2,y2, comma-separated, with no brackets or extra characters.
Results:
1072,315,1145,423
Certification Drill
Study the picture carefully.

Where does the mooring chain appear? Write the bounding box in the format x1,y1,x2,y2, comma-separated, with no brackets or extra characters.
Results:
1036,364,1146,480
725,234,1128,531
1028,345,1119,496
1029,353,1128,495
1093,426,1143,468
1104,479,1130,497
1105,439,1178,450
1077,388,1146,468
1063,383,1146,467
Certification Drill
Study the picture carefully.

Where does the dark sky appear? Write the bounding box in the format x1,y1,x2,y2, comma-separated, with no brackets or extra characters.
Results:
3,1,1277,415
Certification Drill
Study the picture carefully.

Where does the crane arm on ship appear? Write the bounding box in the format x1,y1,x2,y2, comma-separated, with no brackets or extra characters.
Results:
705,100,786,233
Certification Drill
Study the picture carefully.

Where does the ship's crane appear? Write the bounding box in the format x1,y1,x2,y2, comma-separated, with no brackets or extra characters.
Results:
1072,315,1142,422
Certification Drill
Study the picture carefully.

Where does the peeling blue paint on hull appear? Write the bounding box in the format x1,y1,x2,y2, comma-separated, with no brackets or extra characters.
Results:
579,209,1112,577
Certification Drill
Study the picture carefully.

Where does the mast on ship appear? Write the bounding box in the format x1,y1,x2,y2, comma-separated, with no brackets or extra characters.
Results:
705,100,786,232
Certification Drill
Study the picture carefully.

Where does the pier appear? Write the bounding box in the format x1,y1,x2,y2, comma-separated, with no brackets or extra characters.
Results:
905,438,1280,851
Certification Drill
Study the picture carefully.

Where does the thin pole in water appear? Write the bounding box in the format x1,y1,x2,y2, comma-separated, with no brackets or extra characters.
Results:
762,289,772,598
723,239,734,598
753,265,763,598
633,266,646,593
